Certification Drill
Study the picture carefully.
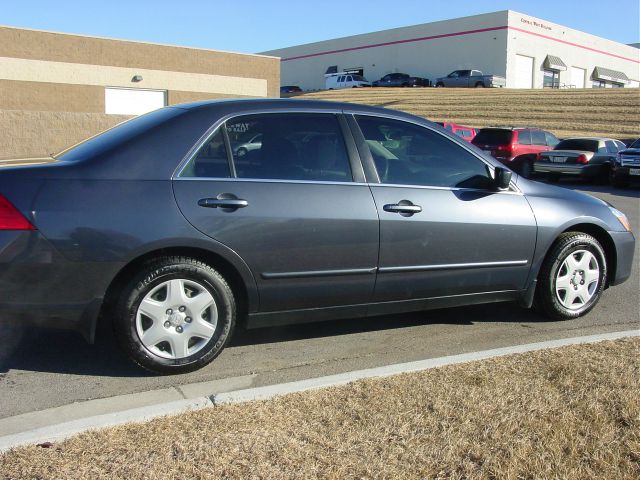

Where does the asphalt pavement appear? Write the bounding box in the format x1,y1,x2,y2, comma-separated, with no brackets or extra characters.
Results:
1,180,638,420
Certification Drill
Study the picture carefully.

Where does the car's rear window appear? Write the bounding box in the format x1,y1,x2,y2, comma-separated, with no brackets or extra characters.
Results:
55,107,183,162
555,139,600,152
472,129,513,145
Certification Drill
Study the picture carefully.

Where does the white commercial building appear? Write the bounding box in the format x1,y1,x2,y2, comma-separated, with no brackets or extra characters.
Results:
263,10,640,90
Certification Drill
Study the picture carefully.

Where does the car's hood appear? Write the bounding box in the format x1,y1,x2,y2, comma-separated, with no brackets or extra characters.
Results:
619,148,640,155
517,177,607,208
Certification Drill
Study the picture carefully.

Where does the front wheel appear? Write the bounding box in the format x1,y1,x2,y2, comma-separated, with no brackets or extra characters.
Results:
534,232,607,320
114,256,236,374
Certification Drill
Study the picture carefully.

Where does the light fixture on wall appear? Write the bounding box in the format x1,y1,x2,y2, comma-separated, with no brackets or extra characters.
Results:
131,75,143,82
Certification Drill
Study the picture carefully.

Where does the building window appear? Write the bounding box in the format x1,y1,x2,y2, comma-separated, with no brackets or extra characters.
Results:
543,70,560,88
104,87,167,115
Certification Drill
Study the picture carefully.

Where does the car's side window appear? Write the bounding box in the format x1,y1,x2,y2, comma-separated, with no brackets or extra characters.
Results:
531,130,546,146
355,116,492,189
517,130,532,145
226,113,353,182
545,132,559,147
179,127,231,178
605,140,618,154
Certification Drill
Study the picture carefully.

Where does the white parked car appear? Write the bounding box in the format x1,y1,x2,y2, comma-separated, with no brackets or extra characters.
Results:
325,73,371,90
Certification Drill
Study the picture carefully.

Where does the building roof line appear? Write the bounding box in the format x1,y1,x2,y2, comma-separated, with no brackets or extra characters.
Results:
282,25,640,65
510,27,640,64
0,24,280,60
282,26,508,61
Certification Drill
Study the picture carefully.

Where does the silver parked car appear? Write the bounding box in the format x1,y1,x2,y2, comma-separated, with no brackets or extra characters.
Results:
534,137,627,183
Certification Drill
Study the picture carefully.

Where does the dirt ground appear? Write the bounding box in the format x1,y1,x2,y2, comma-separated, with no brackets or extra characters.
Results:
2,337,638,479
294,88,640,140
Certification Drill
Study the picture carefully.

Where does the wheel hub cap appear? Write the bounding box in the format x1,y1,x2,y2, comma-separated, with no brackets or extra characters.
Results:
135,278,218,359
555,250,599,310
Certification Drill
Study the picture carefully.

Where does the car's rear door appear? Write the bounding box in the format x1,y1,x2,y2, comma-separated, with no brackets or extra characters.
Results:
173,111,379,313
349,113,537,303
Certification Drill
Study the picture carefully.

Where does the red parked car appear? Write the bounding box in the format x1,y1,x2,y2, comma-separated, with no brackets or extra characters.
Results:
437,122,476,142
472,127,559,177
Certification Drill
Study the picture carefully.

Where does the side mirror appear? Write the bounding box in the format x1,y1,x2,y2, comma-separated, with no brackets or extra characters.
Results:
494,167,512,190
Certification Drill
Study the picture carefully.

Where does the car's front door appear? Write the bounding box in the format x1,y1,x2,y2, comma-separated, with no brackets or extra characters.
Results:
350,114,537,303
174,112,379,312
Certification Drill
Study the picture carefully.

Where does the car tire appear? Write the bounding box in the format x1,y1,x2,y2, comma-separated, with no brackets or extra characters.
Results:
114,256,236,375
610,171,628,188
475,82,485,88
236,147,247,157
436,82,444,88
534,232,607,320
519,158,533,178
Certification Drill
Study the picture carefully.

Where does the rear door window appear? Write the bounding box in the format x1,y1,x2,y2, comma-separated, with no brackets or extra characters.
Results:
531,130,546,145
605,140,618,153
517,130,532,145
226,113,353,182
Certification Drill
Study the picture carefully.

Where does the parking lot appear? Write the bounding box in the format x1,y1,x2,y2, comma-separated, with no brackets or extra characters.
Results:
0,179,637,421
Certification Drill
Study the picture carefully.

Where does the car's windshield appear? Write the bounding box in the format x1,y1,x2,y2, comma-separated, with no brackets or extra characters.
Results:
55,107,182,161
629,138,640,148
555,139,600,152
473,129,512,145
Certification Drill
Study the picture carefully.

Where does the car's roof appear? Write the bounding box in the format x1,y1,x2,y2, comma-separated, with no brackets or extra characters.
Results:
171,97,423,119
560,137,612,141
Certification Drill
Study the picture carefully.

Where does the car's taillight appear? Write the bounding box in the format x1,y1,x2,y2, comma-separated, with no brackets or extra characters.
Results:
0,194,35,230
494,144,513,158
576,154,589,164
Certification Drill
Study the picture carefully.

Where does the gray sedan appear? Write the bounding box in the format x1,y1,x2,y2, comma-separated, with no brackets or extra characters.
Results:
0,99,634,374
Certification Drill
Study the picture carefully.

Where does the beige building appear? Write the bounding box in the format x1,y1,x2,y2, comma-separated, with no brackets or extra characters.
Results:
0,26,279,157
264,10,639,91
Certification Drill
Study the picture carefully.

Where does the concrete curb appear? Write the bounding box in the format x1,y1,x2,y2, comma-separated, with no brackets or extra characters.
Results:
1,329,637,452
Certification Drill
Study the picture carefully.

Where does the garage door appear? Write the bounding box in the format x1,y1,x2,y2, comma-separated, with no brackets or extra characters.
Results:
514,55,534,89
570,67,586,88
105,88,167,115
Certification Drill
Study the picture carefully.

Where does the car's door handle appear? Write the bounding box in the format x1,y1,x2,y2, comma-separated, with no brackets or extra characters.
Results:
198,196,248,209
383,200,422,216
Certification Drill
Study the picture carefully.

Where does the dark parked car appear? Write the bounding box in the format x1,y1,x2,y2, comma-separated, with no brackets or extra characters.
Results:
472,127,559,177
280,85,302,95
372,73,430,87
534,137,627,183
0,99,634,374
611,138,640,187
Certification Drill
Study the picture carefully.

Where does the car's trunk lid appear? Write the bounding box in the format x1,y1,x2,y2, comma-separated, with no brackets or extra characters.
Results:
538,150,595,164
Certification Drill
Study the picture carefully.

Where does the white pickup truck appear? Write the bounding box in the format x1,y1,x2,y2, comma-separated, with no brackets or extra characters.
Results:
435,70,506,88
325,72,371,89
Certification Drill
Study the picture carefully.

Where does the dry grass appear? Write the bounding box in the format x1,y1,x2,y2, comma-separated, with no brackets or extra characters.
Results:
2,338,639,479
293,88,640,140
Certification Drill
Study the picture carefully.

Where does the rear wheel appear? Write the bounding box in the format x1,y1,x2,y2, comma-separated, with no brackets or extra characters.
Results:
475,82,485,88
436,82,444,88
520,159,533,178
114,256,236,374
534,233,607,320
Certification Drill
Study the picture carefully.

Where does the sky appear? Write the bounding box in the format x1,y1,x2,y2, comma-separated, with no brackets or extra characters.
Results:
1,0,639,53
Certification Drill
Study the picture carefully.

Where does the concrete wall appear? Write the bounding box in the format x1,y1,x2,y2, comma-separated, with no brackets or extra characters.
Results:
0,26,280,112
505,11,640,89
263,11,509,90
0,109,130,158
0,26,280,158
